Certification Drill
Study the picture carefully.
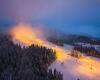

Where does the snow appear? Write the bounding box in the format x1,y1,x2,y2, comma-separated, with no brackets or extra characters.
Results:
75,42,99,47
63,44,74,51
75,42,100,52
49,44,100,80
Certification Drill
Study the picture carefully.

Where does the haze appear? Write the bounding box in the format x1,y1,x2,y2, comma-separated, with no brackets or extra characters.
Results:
0,0,100,38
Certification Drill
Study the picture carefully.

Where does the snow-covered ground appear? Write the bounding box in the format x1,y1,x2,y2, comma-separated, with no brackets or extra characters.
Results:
49,44,100,80
75,42,100,52
63,44,74,51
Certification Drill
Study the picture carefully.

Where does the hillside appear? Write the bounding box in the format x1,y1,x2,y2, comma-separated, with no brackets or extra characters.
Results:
0,35,63,80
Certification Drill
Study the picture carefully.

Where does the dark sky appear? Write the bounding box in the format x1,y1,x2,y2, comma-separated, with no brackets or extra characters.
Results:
0,0,100,38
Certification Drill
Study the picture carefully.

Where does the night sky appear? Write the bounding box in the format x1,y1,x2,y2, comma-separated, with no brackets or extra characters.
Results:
0,0,100,38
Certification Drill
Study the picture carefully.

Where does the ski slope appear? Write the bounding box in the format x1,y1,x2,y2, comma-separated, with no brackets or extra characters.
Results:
49,44,100,80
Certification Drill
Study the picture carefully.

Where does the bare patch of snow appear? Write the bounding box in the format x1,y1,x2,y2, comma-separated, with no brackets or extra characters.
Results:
63,44,74,51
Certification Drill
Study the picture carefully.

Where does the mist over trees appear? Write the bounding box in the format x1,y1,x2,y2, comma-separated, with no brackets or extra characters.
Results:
48,34,100,58
0,34,63,80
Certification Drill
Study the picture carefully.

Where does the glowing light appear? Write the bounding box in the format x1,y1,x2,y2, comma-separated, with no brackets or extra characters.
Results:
53,47,68,61
76,57,100,78
10,23,45,46
9,23,68,61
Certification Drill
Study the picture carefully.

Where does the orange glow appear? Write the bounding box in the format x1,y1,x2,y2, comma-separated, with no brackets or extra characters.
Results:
10,23,45,46
76,57,100,78
9,23,68,61
53,47,68,61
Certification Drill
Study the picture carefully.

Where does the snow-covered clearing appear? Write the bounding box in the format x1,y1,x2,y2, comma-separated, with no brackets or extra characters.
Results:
49,44,100,80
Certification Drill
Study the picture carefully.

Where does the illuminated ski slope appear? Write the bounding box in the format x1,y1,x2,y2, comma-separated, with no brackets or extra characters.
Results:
49,46,100,80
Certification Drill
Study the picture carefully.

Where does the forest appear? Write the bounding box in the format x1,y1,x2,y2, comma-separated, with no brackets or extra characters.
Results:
0,34,63,80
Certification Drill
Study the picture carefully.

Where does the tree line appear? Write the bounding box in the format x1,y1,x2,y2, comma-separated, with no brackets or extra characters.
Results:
74,45,100,58
0,35,63,80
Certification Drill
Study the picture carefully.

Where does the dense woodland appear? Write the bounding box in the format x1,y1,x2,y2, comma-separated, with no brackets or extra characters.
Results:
74,45,100,58
0,35,63,80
